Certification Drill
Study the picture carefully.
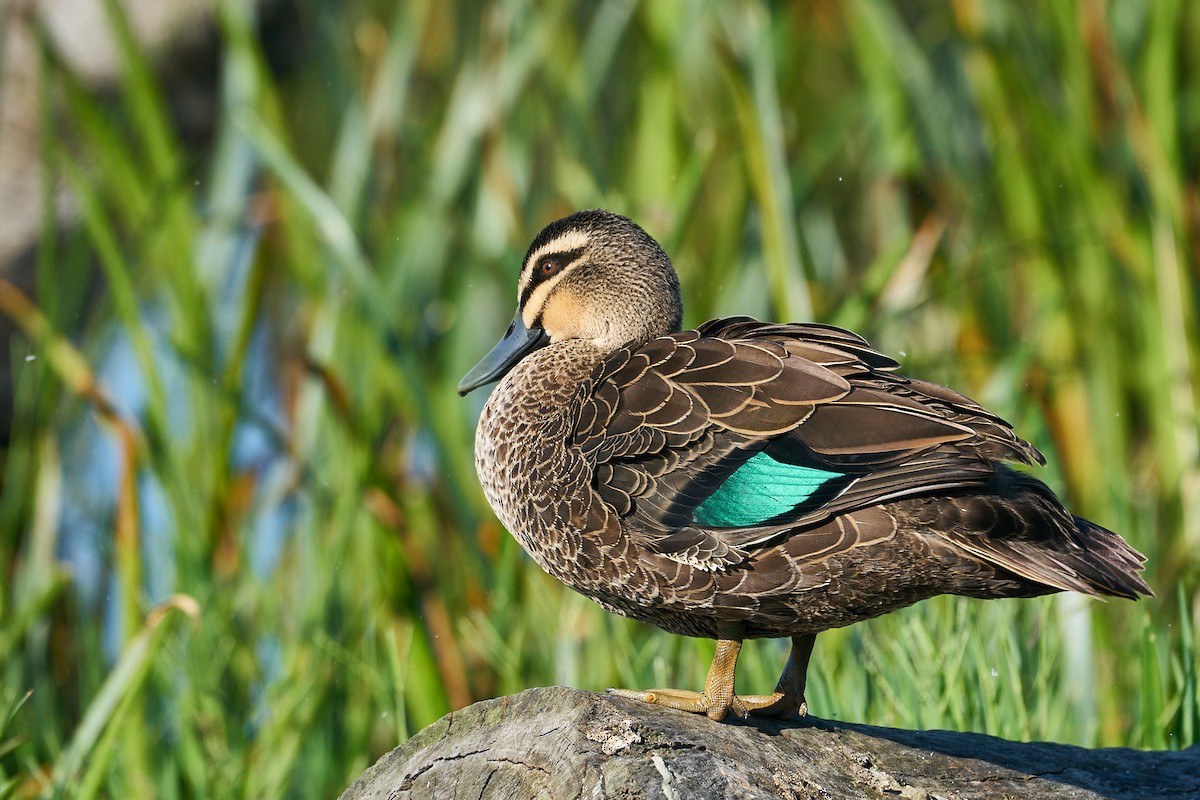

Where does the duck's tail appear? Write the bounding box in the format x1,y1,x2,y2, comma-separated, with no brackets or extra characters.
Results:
1066,515,1153,600
929,468,1153,600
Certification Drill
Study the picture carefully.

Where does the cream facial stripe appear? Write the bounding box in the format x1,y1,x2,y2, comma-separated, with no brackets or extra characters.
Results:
522,264,579,329
517,230,591,327
517,229,591,298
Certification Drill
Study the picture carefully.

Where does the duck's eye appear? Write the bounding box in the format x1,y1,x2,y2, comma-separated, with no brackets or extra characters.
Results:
540,259,558,276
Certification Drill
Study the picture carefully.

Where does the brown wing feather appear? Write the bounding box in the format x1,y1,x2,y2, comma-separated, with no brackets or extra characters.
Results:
576,318,1048,574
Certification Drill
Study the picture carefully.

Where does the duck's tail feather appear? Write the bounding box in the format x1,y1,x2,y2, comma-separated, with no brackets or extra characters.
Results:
919,469,1153,600
1066,515,1153,600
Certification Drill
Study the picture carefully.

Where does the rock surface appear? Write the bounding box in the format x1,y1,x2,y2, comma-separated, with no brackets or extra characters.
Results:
340,686,1200,800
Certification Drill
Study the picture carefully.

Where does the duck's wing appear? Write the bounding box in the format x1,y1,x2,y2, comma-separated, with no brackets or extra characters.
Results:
575,317,1043,571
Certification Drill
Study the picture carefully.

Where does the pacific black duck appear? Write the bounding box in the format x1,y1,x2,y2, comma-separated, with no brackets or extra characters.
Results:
458,209,1151,721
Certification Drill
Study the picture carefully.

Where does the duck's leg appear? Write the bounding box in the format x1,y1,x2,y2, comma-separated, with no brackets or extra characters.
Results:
608,625,744,720
609,622,805,721
748,633,816,719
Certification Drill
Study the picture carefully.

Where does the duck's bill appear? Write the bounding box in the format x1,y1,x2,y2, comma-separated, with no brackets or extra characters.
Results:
457,313,550,395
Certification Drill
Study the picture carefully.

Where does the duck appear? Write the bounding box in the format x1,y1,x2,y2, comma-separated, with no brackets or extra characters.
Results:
457,209,1152,722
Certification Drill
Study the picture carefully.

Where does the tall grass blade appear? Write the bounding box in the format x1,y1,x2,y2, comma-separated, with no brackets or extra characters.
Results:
52,597,199,796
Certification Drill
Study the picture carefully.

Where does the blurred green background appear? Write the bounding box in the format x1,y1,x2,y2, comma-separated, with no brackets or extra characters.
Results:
1,0,1198,797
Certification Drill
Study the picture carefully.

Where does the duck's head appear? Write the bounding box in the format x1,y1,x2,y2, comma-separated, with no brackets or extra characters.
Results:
457,209,683,395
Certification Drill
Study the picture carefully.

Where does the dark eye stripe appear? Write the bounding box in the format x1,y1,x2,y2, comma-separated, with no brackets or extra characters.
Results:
519,246,585,311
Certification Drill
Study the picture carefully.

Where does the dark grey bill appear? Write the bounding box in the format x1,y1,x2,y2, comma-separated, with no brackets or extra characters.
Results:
457,312,550,395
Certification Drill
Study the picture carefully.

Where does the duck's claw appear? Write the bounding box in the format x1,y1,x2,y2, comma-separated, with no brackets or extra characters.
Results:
606,687,806,721
606,632,815,722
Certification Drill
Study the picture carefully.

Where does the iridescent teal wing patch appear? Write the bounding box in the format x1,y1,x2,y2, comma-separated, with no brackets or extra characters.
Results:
692,450,848,528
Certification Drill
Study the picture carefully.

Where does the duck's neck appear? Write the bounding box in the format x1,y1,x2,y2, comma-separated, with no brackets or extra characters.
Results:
473,339,609,561
480,339,607,435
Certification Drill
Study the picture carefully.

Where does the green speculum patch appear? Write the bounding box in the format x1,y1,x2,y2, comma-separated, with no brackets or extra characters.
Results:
692,450,847,528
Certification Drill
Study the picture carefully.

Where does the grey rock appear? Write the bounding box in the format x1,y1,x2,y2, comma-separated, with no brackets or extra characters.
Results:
340,686,1200,800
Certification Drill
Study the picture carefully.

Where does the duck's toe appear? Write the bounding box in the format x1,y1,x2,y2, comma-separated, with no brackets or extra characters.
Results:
606,687,802,721
743,691,807,719
606,686,725,716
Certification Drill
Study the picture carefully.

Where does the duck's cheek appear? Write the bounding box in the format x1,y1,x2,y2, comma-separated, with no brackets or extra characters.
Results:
540,287,589,342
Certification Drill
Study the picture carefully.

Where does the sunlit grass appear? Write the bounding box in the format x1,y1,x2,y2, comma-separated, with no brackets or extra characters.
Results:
0,0,1197,797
